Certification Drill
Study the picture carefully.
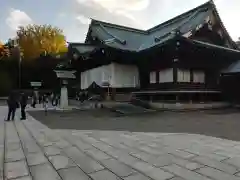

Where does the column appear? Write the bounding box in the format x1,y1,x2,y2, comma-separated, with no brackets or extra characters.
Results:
60,80,68,109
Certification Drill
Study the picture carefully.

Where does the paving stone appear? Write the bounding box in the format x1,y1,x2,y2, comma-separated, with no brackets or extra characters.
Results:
30,163,61,180
162,164,212,180
196,167,240,180
42,142,55,147
223,157,240,169
170,157,204,171
235,172,240,177
123,173,151,180
14,176,32,180
6,149,25,162
89,169,121,180
92,142,113,152
49,154,76,170
101,158,136,177
22,142,41,154
5,161,29,179
6,142,21,151
170,177,186,180
131,161,174,180
151,154,175,167
44,146,61,156
27,152,48,166
58,167,90,180
167,149,197,159
64,136,92,150
192,156,238,174
137,146,165,156
130,151,156,163
104,148,127,159
184,148,228,161
83,148,111,161
116,153,140,166
63,146,104,174
53,140,72,149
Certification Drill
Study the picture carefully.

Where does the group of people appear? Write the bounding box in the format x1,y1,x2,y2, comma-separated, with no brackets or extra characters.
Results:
6,91,28,121
6,91,58,121
76,91,89,102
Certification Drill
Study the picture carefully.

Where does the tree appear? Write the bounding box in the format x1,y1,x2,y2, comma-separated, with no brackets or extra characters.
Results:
16,24,68,60
0,41,10,60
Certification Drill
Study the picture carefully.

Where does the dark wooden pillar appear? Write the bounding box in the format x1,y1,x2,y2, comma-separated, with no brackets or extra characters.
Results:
173,32,181,89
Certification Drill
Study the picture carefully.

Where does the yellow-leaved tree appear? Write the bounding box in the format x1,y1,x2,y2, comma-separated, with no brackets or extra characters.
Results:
0,41,4,59
0,41,10,59
17,24,67,60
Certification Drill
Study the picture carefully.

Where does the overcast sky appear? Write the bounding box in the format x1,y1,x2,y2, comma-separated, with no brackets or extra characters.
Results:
0,0,239,43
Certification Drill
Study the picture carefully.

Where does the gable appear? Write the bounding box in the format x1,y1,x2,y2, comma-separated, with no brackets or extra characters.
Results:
85,0,237,51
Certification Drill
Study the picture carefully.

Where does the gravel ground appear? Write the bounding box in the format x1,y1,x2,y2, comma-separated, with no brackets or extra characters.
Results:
28,108,240,141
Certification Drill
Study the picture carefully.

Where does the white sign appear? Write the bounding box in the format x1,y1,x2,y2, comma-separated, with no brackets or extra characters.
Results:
101,81,110,87
54,70,76,79
30,82,42,87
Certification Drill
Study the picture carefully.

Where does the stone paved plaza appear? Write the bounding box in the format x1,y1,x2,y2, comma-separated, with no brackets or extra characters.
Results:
1,107,240,179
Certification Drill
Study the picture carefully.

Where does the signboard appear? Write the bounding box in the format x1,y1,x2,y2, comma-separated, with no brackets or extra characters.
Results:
54,70,76,79
30,82,42,87
101,81,110,87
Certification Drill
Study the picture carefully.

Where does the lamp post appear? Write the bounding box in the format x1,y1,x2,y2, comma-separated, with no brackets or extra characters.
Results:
18,51,23,89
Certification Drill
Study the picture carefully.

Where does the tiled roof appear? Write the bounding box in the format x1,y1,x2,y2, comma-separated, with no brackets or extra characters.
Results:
87,1,222,51
68,43,98,54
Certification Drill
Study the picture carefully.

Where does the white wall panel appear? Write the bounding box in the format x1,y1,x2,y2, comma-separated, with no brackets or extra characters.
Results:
159,68,173,83
80,63,139,89
193,71,205,83
150,71,156,84
177,69,190,82
112,63,139,88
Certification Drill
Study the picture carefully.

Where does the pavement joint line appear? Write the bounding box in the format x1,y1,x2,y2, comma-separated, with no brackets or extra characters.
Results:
53,135,113,178
7,175,30,180
78,134,233,180
12,120,33,179
62,138,147,180
58,132,146,179
19,119,64,180
233,170,240,176
53,144,102,178
24,113,96,179
76,135,174,180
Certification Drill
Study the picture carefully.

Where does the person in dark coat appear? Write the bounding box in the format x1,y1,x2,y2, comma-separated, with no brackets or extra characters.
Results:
6,92,19,121
20,92,28,120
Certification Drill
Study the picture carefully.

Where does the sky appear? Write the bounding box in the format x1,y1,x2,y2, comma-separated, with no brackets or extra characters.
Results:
0,0,239,43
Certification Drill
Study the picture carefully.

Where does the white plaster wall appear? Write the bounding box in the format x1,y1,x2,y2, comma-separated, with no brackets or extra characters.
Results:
193,71,205,83
80,63,139,89
150,71,156,84
159,68,173,83
177,69,190,82
112,63,139,88
81,64,112,89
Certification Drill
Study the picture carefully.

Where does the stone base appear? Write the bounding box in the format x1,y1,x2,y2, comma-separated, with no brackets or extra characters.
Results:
60,87,68,109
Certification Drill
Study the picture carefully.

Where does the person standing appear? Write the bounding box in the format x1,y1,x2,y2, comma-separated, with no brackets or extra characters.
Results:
6,92,19,121
20,92,28,120
43,94,48,115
